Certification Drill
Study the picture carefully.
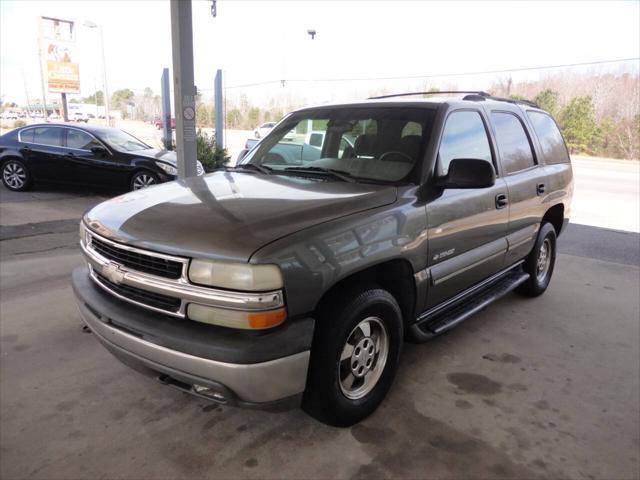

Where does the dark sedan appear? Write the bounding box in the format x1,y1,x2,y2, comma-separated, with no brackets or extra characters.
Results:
0,123,203,192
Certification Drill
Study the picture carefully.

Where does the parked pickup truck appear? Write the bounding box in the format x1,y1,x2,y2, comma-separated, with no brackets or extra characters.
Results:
72,92,573,426
238,130,354,164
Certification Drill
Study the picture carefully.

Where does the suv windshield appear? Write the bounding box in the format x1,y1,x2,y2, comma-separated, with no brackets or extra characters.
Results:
241,107,435,183
100,129,151,152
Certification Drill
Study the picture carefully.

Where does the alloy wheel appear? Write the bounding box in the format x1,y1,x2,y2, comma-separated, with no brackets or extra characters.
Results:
338,316,389,400
3,162,26,190
536,238,551,281
132,174,156,190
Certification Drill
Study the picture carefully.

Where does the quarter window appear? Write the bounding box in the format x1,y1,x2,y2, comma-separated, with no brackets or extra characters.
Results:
439,111,492,175
33,127,63,147
66,129,102,150
526,111,570,164
491,112,536,174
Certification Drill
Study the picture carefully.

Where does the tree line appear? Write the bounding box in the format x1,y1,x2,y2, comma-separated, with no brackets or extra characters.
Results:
491,73,638,159
71,71,638,160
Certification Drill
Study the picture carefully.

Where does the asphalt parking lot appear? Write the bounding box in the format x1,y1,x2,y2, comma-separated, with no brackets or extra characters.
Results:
1,172,638,479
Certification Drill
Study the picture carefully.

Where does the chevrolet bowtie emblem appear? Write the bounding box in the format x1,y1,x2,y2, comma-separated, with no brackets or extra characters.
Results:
102,262,125,285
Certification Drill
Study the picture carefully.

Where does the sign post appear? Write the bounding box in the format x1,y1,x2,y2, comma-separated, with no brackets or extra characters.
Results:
170,0,198,179
40,16,80,114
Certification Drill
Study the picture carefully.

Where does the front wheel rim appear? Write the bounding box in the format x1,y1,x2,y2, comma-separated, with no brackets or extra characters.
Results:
133,174,156,190
536,238,552,281
338,316,389,400
3,162,26,189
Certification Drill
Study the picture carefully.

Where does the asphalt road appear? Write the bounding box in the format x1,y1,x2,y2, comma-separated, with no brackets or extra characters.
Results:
0,168,639,479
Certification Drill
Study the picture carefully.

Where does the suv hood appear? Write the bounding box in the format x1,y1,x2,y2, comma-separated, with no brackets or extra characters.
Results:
84,172,397,262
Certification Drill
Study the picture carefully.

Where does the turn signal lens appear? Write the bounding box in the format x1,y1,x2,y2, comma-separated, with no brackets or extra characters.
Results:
187,304,286,330
247,309,287,329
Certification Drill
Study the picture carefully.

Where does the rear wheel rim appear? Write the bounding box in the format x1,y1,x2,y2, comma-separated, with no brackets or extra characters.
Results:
133,174,156,190
536,238,551,281
3,162,26,189
338,316,389,400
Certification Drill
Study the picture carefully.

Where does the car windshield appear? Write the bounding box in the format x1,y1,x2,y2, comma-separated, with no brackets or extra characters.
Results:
241,107,435,183
100,129,151,152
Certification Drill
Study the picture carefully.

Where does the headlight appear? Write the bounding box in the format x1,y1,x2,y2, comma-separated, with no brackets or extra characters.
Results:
189,259,283,291
155,162,177,176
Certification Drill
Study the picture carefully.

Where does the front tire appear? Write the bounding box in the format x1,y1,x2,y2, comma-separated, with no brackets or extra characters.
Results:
130,170,159,191
516,222,557,297
2,159,32,191
303,286,403,427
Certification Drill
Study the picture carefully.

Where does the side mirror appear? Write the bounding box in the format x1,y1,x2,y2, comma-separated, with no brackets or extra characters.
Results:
91,146,109,156
436,158,495,189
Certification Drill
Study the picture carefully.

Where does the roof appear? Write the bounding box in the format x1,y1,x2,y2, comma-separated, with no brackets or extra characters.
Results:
16,122,122,135
294,92,544,114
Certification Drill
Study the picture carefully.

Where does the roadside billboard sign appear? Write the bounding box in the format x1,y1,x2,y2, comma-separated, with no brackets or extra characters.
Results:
40,16,80,94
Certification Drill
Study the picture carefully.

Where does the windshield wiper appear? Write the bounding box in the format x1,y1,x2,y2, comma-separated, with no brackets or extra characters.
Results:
283,166,356,183
230,164,273,175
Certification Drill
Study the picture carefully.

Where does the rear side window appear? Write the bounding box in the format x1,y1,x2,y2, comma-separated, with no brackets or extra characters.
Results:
20,128,35,143
32,127,63,147
439,111,492,175
491,112,535,174
527,111,570,164
66,129,102,150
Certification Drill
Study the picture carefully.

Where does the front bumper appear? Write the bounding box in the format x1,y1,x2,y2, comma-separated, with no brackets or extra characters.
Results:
72,266,313,409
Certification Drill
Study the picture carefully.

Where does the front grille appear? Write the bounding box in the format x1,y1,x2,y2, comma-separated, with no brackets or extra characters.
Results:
95,272,181,313
90,236,183,279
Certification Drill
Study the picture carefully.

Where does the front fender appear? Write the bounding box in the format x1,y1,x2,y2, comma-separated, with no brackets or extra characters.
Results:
249,186,428,318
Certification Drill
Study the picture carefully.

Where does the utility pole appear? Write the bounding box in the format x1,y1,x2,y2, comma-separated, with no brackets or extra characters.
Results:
99,25,111,126
37,17,48,121
160,68,172,149
170,0,197,178
84,21,110,125
21,69,33,118
61,93,69,121
214,69,223,150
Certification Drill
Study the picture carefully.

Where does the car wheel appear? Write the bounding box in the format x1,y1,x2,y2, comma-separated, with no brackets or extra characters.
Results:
516,222,557,297
130,170,159,191
2,159,32,192
302,285,403,427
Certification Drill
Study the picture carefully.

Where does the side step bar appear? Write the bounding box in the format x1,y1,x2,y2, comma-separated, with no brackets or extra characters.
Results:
410,267,529,342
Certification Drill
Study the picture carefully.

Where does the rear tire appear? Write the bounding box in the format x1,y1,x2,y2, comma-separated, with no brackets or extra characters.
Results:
2,159,32,192
302,286,403,427
516,222,557,297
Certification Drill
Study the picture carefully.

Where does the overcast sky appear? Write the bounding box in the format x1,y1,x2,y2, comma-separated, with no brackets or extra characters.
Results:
1,0,638,106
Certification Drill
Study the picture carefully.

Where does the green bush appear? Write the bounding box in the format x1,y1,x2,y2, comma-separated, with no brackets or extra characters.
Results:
13,119,26,128
196,129,230,172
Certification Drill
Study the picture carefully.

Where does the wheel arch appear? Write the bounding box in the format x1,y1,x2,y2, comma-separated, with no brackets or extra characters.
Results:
542,203,565,237
313,258,416,327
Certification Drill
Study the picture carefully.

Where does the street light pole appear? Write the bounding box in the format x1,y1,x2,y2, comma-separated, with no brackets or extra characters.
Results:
84,21,110,126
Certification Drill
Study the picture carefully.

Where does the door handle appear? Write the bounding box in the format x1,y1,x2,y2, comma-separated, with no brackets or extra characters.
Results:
495,193,508,209
537,183,546,195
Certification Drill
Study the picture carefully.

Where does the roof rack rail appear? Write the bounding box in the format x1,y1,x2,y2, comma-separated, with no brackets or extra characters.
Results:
368,90,540,108
368,91,491,100
484,95,539,108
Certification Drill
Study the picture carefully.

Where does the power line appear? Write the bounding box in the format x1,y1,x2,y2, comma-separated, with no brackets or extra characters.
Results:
222,57,639,89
